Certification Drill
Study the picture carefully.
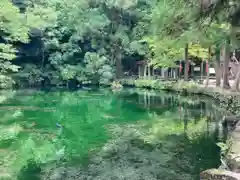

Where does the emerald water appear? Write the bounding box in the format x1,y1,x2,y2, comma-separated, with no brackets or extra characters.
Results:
0,88,226,180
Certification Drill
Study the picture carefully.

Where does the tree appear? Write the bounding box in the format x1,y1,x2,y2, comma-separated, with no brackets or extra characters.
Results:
3,0,239,88
146,0,240,89
0,0,30,87
144,0,216,81
231,64,240,91
222,38,231,88
15,0,150,86
214,45,221,87
184,44,189,81
199,0,240,89
83,52,113,84
204,47,211,87
0,0,57,88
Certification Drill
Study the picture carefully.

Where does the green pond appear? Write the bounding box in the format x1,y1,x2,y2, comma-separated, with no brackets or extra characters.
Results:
0,88,227,180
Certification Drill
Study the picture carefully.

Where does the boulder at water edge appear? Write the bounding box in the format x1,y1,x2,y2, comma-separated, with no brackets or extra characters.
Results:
200,169,240,180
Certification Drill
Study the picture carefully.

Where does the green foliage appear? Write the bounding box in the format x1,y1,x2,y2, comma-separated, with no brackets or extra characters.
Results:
1,0,240,87
216,142,230,156
134,79,156,88
143,0,195,66
111,81,123,89
0,0,29,87
8,0,152,86
25,3,57,30
84,52,113,84
121,79,200,92
173,80,199,90
188,43,208,59
0,0,58,88
144,37,182,67
144,0,238,68
0,0,29,43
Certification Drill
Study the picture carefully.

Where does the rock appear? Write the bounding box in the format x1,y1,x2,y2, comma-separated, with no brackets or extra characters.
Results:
0,170,12,180
0,124,23,141
223,116,240,130
200,169,240,180
227,124,240,172
48,167,66,180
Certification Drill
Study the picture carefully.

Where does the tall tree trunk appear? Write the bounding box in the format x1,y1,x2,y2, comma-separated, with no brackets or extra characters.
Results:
116,50,122,79
116,59,122,79
184,44,189,81
223,38,231,89
231,64,240,92
214,45,221,87
205,47,211,87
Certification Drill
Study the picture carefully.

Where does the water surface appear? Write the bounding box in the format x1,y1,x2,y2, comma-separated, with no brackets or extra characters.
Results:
0,88,226,180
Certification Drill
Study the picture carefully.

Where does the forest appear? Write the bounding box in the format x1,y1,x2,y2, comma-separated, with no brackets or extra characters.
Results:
1,1,240,179
1,0,239,90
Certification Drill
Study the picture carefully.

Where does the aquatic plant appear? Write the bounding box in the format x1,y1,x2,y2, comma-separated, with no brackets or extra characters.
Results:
0,89,223,179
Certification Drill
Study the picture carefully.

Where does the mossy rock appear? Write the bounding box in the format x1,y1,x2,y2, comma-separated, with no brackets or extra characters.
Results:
200,169,240,180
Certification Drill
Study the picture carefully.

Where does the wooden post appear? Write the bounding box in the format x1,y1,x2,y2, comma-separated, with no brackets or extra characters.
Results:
138,65,141,78
148,65,151,79
174,68,176,79
144,64,147,79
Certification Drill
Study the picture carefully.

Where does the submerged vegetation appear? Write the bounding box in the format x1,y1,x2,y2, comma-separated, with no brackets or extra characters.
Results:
0,89,226,179
0,0,240,90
